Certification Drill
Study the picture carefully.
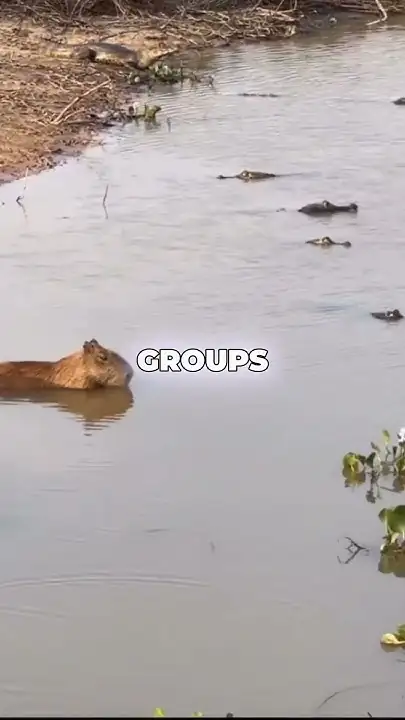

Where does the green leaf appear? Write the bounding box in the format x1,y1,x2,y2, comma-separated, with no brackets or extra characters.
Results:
396,624,405,641
371,442,381,453
343,452,363,473
154,710,165,718
383,429,391,444
192,714,204,718
380,632,405,647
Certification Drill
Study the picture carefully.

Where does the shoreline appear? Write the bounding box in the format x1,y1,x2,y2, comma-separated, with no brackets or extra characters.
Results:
0,1,403,186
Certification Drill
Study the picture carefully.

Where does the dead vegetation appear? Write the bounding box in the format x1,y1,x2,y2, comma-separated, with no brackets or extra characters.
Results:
0,0,403,183
0,31,132,182
0,0,402,27
0,17,187,182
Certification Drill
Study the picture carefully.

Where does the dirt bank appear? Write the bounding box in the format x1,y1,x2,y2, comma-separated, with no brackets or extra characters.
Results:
0,0,402,185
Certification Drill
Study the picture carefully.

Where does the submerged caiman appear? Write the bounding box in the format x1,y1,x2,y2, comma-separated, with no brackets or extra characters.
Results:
299,200,358,215
217,170,277,181
370,309,404,321
306,236,352,247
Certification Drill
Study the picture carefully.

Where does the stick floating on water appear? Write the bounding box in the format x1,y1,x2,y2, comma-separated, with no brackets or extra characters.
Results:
102,184,109,220
16,167,28,207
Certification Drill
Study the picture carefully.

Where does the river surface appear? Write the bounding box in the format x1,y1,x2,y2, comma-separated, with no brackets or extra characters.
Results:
2,17,405,717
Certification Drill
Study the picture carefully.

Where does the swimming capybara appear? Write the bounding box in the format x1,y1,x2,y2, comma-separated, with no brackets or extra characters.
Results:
0,339,133,392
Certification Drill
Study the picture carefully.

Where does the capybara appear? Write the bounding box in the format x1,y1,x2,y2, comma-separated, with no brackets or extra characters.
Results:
0,339,133,391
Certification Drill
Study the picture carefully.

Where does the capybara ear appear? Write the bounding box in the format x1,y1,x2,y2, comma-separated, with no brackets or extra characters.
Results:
83,339,100,354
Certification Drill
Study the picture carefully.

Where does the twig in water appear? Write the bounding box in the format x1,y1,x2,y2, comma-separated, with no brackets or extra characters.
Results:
51,80,110,126
367,0,387,26
166,117,172,132
102,184,109,220
316,680,392,713
16,167,28,207
337,536,369,565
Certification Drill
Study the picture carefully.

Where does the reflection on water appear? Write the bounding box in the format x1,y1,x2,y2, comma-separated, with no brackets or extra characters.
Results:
0,387,134,434
379,550,405,579
3,17,405,718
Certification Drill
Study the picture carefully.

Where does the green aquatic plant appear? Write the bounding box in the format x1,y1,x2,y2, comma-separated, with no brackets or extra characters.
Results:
339,503,405,567
342,429,405,502
153,710,204,718
130,104,162,123
340,430,405,565
150,62,214,86
153,710,233,717
380,624,405,649
151,62,184,84
144,104,162,123
127,62,214,88
379,505,405,552
378,546,405,577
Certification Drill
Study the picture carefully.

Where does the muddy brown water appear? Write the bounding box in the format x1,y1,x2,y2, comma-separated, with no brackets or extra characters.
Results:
2,17,405,718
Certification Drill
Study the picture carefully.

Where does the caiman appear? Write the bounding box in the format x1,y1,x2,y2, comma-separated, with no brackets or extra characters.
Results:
46,41,171,70
217,170,277,181
298,200,358,215
370,309,404,321
306,236,352,248
237,93,279,98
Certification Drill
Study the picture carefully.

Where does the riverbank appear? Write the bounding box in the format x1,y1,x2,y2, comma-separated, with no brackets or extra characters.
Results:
0,0,403,185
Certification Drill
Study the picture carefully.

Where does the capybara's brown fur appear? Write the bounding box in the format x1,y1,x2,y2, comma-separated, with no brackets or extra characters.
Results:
0,339,134,392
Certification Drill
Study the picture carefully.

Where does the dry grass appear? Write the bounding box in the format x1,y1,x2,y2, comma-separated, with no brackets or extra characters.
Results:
1,0,405,22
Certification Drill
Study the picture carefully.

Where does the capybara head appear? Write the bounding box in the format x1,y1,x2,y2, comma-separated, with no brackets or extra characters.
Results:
82,339,133,387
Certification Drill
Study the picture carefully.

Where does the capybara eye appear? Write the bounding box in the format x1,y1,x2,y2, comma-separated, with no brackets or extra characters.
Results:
98,352,108,363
